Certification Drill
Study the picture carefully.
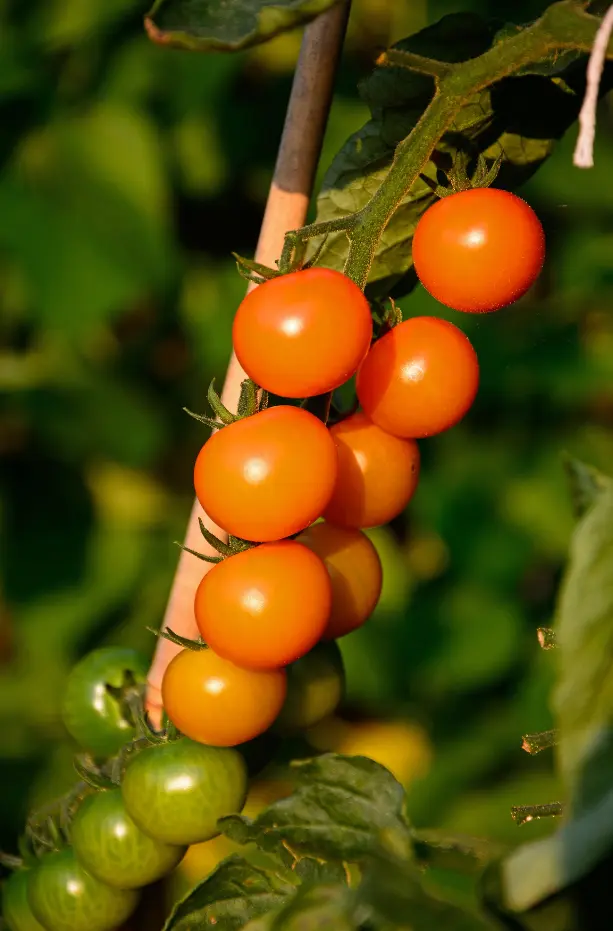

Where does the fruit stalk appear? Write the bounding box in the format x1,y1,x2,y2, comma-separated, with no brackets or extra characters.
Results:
146,0,352,723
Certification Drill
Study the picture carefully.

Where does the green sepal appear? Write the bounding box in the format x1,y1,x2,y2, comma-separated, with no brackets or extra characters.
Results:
207,379,237,426
237,378,259,418
233,253,281,283
175,541,223,564
147,626,207,651
73,755,117,791
183,407,224,430
198,518,235,557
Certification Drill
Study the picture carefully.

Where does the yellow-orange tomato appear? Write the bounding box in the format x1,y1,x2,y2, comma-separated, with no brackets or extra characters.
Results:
193,406,337,543
195,541,332,669
232,268,373,398
356,317,479,439
162,649,287,747
412,188,545,312
323,412,420,528
298,522,382,639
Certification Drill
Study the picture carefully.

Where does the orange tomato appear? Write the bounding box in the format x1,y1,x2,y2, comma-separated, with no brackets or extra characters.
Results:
356,317,479,438
232,268,373,398
161,648,287,747
194,406,337,542
298,522,382,639
412,188,545,312
194,541,332,669
323,412,420,528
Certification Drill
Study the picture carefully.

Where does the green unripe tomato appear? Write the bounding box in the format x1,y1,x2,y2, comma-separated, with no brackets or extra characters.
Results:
121,738,247,846
71,788,185,889
27,848,138,931
275,641,345,733
62,647,148,758
2,869,46,931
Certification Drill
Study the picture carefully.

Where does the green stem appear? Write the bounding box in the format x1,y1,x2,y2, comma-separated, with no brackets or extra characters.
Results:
285,1,612,290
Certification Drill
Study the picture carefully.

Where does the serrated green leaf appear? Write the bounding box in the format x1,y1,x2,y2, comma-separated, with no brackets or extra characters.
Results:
145,0,338,53
309,9,611,297
220,754,411,864
412,828,505,874
562,457,611,520
163,855,297,931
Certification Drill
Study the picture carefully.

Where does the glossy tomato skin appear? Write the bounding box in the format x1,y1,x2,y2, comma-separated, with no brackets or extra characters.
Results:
62,647,148,758
194,406,337,543
232,268,373,398
195,541,331,669
298,522,382,639
27,848,138,931
412,188,545,312
356,317,479,438
2,869,46,931
323,412,420,528
162,649,287,747
275,641,345,733
71,788,185,890
121,737,248,846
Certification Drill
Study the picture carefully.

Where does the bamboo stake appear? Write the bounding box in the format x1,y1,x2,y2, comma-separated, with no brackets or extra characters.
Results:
146,0,351,721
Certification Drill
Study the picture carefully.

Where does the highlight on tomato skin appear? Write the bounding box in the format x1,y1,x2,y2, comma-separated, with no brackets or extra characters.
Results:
232,267,373,398
193,405,338,543
356,317,479,439
412,188,545,313
323,411,420,529
161,648,287,748
298,522,383,639
194,541,332,670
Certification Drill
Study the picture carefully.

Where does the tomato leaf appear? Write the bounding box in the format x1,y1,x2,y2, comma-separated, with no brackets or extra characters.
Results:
242,884,358,931
162,855,297,931
488,482,613,916
562,457,611,521
144,0,339,52
310,9,612,298
411,827,505,874
219,753,411,864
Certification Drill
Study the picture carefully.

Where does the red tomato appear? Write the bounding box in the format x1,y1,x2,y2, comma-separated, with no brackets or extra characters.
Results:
412,188,545,312
194,406,337,542
356,317,479,438
323,412,420,528
162,648,287,747
195,541,331,669
232,268,373,398
298,522,382,639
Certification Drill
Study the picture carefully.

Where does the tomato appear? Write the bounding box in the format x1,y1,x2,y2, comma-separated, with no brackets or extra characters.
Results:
195,541,331,669
298,522,382,639
162,649,287,747
194,406,337,543
322,412,419,528
71,788,185,890
27,848,138,931
356,317,479,438
62,647,148,758
2,869,46,931
121,737,248,846
232,268,373,398
412,188,545,312
275,641,345,733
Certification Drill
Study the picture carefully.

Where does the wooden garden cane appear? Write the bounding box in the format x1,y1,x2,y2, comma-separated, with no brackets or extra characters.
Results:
146,0,352,723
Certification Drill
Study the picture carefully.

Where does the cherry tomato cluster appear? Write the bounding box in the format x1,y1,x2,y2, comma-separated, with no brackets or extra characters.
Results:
160,187,545,753
1,188,545,931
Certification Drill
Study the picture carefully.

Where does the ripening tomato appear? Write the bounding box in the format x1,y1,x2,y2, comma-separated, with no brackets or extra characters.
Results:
275,641,345,733
356,317,479,438
195,541,331,669
194,406,337,543
298,522,382,639
27,849,138,931
71,789,185,889
162,648,287,747
412,188,545,312
121,737,248,846
232,268,373,398
323,412,420,528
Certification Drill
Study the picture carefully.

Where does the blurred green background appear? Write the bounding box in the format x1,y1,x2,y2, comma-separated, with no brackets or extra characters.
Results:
1,0,613,893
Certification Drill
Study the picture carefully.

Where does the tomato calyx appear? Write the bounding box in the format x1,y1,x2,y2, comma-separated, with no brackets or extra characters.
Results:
421,150,503,199
184,377,269,433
